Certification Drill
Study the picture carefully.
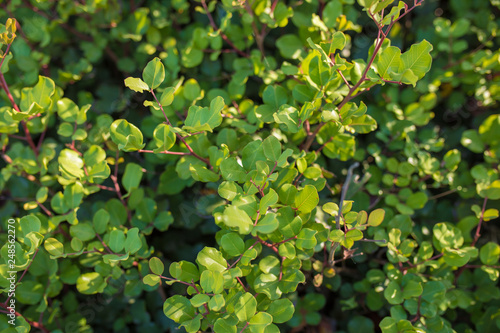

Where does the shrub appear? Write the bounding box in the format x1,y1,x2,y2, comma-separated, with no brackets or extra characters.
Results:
0,0,499,332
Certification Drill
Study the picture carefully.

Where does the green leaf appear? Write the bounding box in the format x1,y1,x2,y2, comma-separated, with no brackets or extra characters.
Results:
16,281,44,305
169,261,200,282
44,238,64,257
278,242,296,259
479,114,500,145
110,119,145,151
384,281,403,305
153,123,176,152
149,257,165,275
253,213,279,235
348,114,377,133
323,3,343,28
163,295,196,323
122,162,144,193
208,294,226,311
184,96,224,132
263,136,282,162
183,78,202,101
142,57,165,89
461,129,485,153
308,55,331,87
267,299,295,324
279,268,305,293
69,222,95,242
406,192,428,210
273,105,300,133
249,312,273,333
402,281,423,299
260,189,279,211
220,157,248,183
59,149,84,179
379,317,397,333
77,272,107,295
220,233,245,257
376,46,401,79
190,294,210,307
218,181,241,201
200,270,224,294
294,185,319,213
306,38,329,64
20,215,41,235
93,209,110,234
443,149,461,171
154,211,174,231
276,34,303,59
296,228,317,250
197,247,227,272
263,85,288,109
125,227,142,254
214,318,237,333
20,76,55,113
480,242,500,265
222,205,254,235
56,98,88,124
189,164,219,182
109,229,125,253
160,87,176,106
433,222,464,252
143,274,161,286
63,182,84,209
235,292,257,322
421,281,446,304
399,40,433,80
124,77,149,93
345,229,363,248
180,314,201,332
368,208,385,226
485,180,500,200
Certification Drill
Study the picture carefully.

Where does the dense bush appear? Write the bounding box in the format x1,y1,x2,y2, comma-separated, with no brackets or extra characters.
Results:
0,0,499,332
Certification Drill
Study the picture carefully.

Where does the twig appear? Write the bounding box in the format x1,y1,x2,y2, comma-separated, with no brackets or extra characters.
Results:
149,89,211,167
472,196,488,247
201,0,249,58
301,1,425,152
329,162,359,266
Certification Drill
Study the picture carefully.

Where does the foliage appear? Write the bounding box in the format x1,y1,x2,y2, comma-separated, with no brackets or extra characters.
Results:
0,0,499,332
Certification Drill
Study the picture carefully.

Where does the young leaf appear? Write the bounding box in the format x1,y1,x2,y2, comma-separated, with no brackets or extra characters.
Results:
124,77,149,93
142,57,165,89
110,119,145,151
149,257,165,275
184,96,224,132
368,208,385,227
294,185,319,214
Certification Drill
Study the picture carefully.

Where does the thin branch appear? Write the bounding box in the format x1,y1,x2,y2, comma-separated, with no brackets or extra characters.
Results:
150,89,211,167
328,163,359,266
301,1,425,152
472,196,488,247
138,149,189,155
201,0,249,58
